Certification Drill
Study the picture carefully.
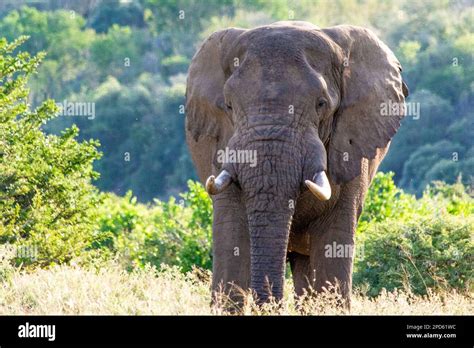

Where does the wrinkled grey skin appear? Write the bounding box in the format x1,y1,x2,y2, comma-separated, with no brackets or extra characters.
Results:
185,21,408,307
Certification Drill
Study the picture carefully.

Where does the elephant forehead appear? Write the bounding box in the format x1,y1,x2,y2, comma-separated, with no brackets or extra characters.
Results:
246,33,306,67
228,27,337,94
241,26,334,60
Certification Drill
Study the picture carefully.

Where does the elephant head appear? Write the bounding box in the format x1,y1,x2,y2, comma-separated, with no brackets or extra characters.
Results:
186,22,408,303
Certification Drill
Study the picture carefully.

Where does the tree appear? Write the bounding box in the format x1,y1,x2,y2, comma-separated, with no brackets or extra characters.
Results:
90,24,145,82
75,73,194,201
0,37,101,267
141,0,235,57
381,90,455,185
0,6,96,105
88,0,146,33
400,141,468,195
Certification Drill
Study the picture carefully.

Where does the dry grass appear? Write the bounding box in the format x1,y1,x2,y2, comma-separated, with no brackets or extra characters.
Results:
0,262,472,315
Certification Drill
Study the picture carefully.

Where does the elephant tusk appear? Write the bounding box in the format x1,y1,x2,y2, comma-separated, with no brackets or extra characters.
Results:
305,171,331,201
205,170,233,195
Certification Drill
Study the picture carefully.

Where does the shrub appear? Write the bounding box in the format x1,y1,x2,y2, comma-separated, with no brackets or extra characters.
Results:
359,172,473,231
177,180,213,271
355,172,473,296
423,178,474,216
354,215,473,296
93,180,212,272
0,37,101,267
359,172,417,226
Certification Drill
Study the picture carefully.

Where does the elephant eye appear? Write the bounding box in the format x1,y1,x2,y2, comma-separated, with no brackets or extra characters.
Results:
317,98,327,109
224,96,233,111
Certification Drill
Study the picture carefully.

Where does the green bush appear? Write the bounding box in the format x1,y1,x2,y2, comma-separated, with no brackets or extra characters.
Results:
0,37,101,267
359,172,417,225
93,180,212,272
355,172,473,296
424,179,474,216
359,172,472,229
354,215,473,296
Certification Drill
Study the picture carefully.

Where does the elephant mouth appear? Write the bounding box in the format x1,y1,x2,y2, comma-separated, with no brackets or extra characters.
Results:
206,168,331,201
205,122,331,201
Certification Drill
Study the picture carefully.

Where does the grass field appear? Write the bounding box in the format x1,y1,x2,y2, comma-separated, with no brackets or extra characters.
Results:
0,263,471,315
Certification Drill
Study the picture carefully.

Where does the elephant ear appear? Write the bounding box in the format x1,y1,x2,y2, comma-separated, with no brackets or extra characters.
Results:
186,28,244,141
322,25,408,184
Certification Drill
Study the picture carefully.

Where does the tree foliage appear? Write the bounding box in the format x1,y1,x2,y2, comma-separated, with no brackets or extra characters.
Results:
0,1,471,200
0,37,101,267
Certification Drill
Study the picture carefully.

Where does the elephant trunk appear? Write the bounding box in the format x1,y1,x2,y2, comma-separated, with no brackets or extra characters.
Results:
247,208,293,302
238,128,303,303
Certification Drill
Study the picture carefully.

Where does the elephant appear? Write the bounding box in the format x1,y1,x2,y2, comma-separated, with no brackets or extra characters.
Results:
185,21,408,307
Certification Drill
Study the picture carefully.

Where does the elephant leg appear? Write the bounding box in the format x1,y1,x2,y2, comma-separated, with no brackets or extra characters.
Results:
309,208,358,309
211,185,250,308
288,252,313,297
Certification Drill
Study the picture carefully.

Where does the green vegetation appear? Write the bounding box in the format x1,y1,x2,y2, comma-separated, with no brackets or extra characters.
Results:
0,37,101,267
355,215,473,296
0,1,472,308
92,181,212,272
355,173,473,296
0,0,471,199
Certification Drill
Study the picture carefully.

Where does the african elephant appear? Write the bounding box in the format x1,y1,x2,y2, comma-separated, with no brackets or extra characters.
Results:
185,21,408,307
